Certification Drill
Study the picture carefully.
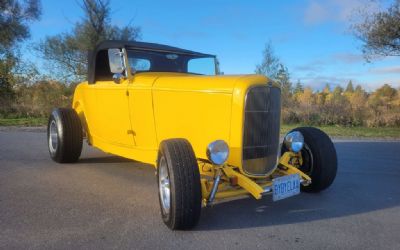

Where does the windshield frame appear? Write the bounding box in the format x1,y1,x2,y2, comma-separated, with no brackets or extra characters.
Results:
126,48,218,76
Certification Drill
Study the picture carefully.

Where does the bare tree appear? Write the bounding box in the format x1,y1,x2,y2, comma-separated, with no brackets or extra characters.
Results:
353,0,400,60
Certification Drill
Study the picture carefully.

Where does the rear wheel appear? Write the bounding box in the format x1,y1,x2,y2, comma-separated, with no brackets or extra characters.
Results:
282,127,337,192
47,108,83,163
157,139,202,230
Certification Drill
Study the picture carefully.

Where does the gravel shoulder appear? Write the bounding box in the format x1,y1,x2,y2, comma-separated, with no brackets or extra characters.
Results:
0,126,47,132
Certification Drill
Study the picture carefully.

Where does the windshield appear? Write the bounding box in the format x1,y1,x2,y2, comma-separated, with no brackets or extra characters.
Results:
127,50,216,75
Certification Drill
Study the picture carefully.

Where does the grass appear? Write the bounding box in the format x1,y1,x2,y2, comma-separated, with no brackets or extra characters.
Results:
0,117,47,126
281,124,400,139
0,117,399,138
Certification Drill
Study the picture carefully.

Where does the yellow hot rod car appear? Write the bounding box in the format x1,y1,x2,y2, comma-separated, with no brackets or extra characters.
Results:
47,40,337,230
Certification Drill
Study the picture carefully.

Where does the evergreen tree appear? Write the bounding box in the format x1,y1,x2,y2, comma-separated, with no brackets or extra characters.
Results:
323,84,331,93
333,85,344,96
345,80,354,93
293,80,304,94
276,64,292,94
355,85,365,94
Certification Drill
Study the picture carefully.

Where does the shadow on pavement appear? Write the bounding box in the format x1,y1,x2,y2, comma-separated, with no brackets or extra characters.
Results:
68,141,400,231
78,156,134,164
195,141,400,230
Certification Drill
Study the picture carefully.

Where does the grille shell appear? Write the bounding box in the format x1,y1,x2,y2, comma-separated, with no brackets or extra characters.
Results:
242,85,281,176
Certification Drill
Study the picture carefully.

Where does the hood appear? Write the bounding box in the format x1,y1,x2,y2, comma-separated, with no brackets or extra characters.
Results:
146,73,272,94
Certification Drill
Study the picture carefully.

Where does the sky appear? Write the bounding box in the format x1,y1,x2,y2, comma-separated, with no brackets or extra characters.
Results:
25,0,400,91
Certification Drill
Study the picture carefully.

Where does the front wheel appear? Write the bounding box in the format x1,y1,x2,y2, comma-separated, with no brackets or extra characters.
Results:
157,139,202,230
283,127,337,192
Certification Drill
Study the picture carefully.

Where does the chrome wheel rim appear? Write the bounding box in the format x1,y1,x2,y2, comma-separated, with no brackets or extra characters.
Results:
158,156,170,215
49,120,58,153
300,143,314,175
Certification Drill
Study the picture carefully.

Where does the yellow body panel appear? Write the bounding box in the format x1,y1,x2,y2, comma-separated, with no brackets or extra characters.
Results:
72,71,311,202
152,74,235,162
73,76,158,163
73,72,277,170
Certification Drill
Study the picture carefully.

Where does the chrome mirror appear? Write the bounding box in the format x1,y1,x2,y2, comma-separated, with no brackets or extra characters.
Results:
112,73,125,84
108,48,125,74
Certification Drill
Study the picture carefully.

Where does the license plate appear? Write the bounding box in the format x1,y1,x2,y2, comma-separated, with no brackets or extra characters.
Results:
273,174,300,201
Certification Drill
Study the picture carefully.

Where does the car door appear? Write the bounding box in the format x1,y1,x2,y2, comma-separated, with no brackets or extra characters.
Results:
126,53,158,150
94,48,134,147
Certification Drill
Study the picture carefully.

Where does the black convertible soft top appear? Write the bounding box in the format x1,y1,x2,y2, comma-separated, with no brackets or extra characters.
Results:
87,40,214,84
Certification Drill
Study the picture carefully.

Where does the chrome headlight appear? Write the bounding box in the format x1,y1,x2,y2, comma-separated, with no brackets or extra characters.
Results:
284,131,304,153
206,140,229,165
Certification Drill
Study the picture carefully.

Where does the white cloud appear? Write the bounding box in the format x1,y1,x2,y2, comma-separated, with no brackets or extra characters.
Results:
294,53,366,74
303,0,379,25
369,66,400,74
304,1,329,24
333,53,365,63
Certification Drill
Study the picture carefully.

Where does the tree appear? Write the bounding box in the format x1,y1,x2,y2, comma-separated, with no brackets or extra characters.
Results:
323,84,331,94
36,0,141,82
276,64,292,103
295,87,315,124
371,83,397,110
297,87,314,107
355,84,365,94
255,41,293,107
0,53,16,97
255,41,281,80
375,83,397,100
323,85,352,125
345,80,354,93
293,80,304,94
353,0,400,60
366,84,399,126
0,0,41,114
333,85,344,96
348,86,367,126
0,0,41,53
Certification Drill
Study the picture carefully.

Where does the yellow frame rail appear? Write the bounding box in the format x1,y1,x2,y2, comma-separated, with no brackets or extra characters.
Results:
200,151,312,204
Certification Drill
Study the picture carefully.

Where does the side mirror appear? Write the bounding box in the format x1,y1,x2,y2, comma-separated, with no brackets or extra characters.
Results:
108,48,125,74
112,73,124,84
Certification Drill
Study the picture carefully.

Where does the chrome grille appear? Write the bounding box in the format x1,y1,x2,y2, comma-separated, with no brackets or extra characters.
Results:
243,85,281,175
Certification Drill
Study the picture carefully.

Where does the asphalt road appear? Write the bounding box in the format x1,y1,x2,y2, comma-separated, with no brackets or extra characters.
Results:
1,130,400,250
